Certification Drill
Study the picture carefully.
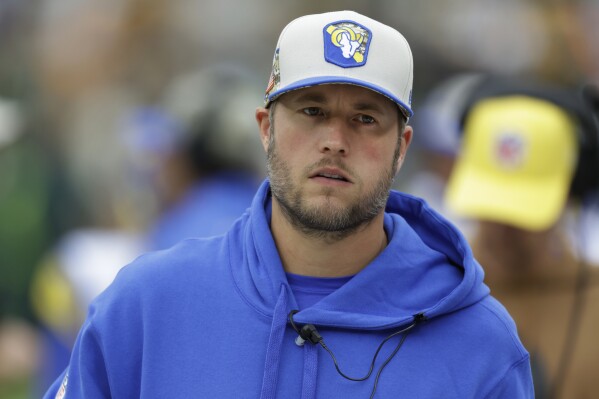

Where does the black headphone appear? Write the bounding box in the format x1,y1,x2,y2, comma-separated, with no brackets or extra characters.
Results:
458,76,599,201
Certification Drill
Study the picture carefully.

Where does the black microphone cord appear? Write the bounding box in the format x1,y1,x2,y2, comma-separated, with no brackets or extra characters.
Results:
288,310,425,398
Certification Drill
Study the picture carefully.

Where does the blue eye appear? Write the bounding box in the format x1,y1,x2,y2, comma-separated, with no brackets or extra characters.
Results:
357,114,376,124
303,107,322,116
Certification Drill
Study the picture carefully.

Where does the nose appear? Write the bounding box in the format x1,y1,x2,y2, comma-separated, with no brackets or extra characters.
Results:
319,118,349,155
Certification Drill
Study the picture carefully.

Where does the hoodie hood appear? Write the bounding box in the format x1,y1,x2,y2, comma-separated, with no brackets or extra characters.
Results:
229,180,490,329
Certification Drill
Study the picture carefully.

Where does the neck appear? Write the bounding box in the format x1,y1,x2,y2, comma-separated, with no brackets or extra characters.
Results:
471,222,578,283
270,199,388,277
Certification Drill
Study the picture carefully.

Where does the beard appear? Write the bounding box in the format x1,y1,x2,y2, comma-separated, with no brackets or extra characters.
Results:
266,124,401,242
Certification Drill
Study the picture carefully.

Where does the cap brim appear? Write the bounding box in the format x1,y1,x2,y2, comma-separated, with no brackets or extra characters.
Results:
267,76,413,118
445,160,571,231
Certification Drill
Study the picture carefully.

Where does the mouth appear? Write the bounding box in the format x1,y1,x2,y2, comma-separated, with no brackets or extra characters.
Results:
309,168,352,184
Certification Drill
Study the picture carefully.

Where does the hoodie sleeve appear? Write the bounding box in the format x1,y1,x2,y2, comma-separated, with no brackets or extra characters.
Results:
43,318,112,399
483,355,535,399
43,369,67,399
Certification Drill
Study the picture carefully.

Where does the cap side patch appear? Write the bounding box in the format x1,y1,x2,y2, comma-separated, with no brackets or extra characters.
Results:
265,48,281,103
323,20,371,68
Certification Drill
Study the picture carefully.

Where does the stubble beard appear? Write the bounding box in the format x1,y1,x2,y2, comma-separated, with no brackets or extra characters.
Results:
266,123,401,243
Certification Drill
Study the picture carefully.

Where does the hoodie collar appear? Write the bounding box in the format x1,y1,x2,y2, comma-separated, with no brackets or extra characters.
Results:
229,180,489,329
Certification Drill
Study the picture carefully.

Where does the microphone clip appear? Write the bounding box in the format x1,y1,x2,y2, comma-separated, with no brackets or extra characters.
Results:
297,324,323,346
289,310,323,346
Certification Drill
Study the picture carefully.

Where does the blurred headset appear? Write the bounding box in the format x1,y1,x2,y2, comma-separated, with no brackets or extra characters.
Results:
458,75,599,202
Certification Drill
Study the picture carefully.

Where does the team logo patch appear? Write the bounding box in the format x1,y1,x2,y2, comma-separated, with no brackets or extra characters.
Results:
494,133,527,169
323,20,371,68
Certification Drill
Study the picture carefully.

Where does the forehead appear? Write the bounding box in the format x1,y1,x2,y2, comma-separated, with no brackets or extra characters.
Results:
280,84,398,112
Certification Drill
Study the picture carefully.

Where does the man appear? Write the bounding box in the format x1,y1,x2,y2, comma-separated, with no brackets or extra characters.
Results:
45,11,533,398
445,82,599,398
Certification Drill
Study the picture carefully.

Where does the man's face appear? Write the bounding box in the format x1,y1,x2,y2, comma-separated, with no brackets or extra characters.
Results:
256,84,412,239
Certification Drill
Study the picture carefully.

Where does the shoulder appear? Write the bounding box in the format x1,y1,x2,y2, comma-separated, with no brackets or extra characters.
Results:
92,236,231,311
125,236,228,283
468,295,529,357
424,294,529,370
430,296,532,397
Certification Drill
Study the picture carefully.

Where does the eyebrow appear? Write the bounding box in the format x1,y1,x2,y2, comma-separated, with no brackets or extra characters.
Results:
291,92,387,114
352,102,386,114
291,92,327,104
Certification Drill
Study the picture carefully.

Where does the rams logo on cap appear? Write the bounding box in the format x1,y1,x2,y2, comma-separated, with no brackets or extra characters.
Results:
323,21,371,68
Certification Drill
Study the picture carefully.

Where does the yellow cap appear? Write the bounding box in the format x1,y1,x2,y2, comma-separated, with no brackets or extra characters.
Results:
445,96,578,231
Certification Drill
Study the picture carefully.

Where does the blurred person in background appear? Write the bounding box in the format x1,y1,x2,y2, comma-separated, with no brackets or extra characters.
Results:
445,78,599,398
133,64,265,249
30,64,264,396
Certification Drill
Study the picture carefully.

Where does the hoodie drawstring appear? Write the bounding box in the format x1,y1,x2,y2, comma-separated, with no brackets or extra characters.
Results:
301,341,318,399
259,285,289,399
259,285,320,399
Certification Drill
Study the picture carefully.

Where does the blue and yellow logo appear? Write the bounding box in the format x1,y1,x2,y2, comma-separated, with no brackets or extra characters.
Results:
323,21,371,68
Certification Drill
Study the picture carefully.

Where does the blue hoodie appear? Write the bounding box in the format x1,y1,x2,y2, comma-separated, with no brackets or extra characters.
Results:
45,180,533,398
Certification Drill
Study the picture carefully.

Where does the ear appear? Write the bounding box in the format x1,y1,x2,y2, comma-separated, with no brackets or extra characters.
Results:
255,106,271,152
396,125,413,172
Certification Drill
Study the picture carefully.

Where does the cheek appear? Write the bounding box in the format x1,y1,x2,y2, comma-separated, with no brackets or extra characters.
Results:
284,133,307,151
363,143,384,160
362,138,396,166
269,131,308,177
275,128,313,161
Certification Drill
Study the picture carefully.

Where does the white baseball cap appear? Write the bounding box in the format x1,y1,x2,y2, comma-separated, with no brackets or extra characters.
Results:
264,11,414,118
